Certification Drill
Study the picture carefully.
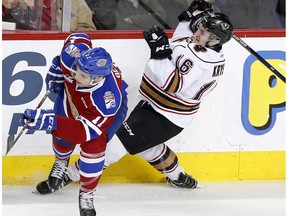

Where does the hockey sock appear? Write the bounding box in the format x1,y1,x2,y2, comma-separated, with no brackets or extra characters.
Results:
138,144,185,181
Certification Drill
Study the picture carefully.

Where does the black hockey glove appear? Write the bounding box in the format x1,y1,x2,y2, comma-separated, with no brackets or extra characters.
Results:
143,25,172,60
188,0,212,12
178,0,213,22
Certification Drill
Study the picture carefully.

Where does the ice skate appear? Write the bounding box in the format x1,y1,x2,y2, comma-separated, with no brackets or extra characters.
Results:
167,172,198,189
36,160,81,195
48,158,70,190
79,190,96,216
36,172,73,195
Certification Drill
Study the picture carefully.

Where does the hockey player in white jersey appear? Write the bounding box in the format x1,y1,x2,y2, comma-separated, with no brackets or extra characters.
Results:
101,1,234,188
39,0,234,192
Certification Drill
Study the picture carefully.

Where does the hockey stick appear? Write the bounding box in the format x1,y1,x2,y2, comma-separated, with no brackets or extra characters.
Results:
5,89,51,155
232,33,286,83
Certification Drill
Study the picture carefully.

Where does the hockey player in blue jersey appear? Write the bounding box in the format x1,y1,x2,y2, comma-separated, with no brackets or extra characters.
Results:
21,33,128,216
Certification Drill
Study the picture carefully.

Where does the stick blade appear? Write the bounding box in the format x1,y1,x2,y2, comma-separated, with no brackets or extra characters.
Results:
6,135,15,155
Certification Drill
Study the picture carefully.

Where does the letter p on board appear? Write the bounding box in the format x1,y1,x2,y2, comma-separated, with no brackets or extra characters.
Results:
242,51,285,135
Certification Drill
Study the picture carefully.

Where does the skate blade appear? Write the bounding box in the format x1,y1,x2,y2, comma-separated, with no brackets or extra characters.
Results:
32,190,43,195
196,184,204,189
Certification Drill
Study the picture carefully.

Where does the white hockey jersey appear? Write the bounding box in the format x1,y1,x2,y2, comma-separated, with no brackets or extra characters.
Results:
138,21,226,128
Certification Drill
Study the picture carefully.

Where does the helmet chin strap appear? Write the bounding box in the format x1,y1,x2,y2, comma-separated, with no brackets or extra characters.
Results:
89,76,105,87
205,33,221,50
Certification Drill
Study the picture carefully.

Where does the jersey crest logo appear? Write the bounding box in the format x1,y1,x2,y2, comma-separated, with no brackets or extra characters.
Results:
104,91,116,109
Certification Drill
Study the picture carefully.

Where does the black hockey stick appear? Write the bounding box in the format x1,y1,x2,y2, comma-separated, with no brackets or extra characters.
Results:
139,1,172,29
232,33,286,83
6,89,51,155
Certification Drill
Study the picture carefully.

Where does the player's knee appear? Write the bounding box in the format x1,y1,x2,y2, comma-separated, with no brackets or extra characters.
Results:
67,160,80,181
138,144,167,161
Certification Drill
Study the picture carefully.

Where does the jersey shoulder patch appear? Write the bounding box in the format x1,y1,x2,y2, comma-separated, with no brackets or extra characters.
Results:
91,73,122,116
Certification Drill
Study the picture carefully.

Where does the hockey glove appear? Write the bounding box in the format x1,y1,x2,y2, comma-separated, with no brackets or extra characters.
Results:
178,0,212,21
45,56,64,93
143,25,172,60
188,0,213,13
20,109,57,131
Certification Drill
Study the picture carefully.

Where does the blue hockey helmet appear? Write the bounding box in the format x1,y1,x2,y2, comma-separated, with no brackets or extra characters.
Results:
76,47,113,77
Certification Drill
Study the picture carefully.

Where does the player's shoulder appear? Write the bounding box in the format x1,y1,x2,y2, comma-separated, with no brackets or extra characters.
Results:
111,62,123,79
173,42,225,64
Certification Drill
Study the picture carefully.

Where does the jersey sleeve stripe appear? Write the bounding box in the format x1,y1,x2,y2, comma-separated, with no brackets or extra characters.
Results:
163,69,181,93
140,75,200,113
78,116,102,141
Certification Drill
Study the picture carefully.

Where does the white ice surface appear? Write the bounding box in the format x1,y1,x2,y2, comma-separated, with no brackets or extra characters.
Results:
2,181,286,216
